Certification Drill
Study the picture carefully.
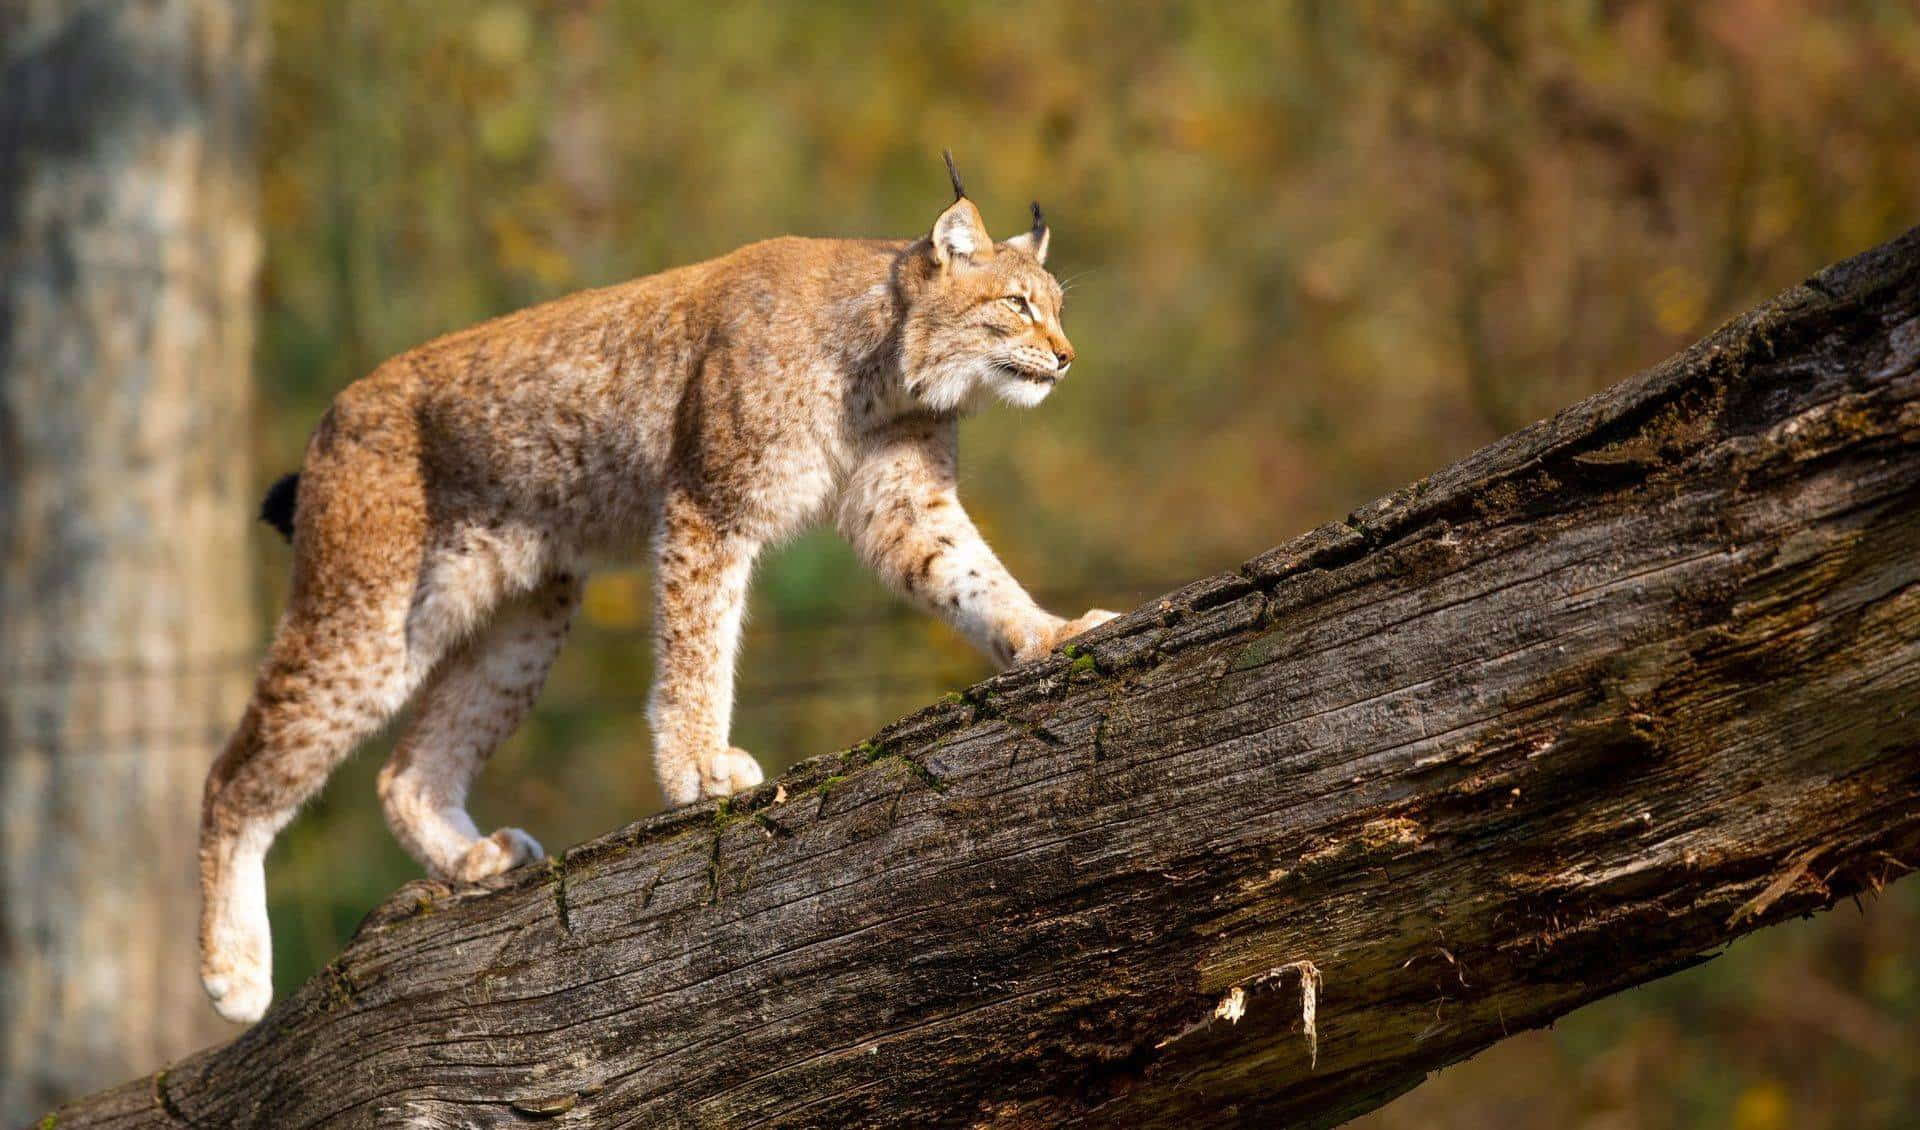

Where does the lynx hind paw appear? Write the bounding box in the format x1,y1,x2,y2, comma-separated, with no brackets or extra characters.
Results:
701,747,765,799
203,949,273,1024
453,827,545,882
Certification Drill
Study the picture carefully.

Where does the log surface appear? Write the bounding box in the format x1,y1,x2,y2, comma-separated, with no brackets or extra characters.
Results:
52,227,1920,1129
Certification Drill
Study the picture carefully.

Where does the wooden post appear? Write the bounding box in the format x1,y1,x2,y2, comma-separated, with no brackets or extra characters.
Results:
0,1,263,1119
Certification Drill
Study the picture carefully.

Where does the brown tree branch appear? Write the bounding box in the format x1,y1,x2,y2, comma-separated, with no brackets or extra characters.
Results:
51,226,1920,1129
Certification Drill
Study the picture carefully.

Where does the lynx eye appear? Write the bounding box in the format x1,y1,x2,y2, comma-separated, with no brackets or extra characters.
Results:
1003,295,1033,319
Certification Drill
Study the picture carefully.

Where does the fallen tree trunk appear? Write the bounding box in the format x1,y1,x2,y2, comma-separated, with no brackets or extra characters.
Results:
54,228,1920,1129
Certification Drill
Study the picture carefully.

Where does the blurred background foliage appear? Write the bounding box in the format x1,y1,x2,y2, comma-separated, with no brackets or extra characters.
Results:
246,0,1919,1124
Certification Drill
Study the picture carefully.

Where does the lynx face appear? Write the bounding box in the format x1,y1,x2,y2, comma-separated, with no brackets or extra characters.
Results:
900,196,1076,412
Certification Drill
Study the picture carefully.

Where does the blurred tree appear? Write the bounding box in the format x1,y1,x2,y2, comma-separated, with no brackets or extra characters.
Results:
0,0,264,1119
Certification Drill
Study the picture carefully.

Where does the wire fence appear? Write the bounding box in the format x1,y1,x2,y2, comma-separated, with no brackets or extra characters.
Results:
0,572,1197,748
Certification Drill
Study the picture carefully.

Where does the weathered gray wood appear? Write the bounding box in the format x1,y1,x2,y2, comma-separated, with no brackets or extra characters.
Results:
0,0,263,1121
48,226,1920,1129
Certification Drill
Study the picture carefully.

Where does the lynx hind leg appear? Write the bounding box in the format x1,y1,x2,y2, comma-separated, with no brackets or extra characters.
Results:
199,596,427,1024
378,573,582,883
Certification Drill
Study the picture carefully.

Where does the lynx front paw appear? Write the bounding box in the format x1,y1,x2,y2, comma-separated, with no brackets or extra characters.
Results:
453,827,545,882
1011,608,1121,664
700,747,765,799
1056,608,1120,644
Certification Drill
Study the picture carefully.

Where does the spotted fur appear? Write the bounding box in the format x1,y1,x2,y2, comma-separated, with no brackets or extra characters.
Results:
197,170,1114,1023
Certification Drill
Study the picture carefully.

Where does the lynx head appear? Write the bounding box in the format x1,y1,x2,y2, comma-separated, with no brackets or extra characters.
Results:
898,154,1075,412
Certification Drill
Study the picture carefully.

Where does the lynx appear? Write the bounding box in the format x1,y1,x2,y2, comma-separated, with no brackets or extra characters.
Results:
198,157,1117,1023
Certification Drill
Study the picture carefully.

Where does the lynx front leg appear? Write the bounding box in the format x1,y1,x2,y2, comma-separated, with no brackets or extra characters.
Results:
648,494,765,807
840,416,1117,666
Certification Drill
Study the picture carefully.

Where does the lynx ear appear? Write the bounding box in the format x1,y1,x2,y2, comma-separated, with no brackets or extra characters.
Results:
930,150,990,267
1004,200,1050,264
929,196,991,267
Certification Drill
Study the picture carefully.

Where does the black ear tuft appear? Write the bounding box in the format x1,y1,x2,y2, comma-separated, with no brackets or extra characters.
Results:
942,149,967,200
1030,200,1045,231
260,471,300,543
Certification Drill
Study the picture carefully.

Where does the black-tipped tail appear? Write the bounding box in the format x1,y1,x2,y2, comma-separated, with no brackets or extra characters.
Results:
260,472,300,542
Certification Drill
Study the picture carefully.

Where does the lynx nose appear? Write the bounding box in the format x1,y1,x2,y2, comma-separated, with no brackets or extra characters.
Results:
1054,350,1073,374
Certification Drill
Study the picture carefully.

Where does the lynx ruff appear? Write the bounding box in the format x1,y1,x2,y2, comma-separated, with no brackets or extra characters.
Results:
197,159,1118,1023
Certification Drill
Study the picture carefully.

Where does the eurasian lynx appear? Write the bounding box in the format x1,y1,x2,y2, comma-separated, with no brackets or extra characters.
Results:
199,157,1115,1022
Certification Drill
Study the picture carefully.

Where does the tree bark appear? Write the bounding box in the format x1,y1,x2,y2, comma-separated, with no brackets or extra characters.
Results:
48,226,1920,1129
0,1,263,1121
